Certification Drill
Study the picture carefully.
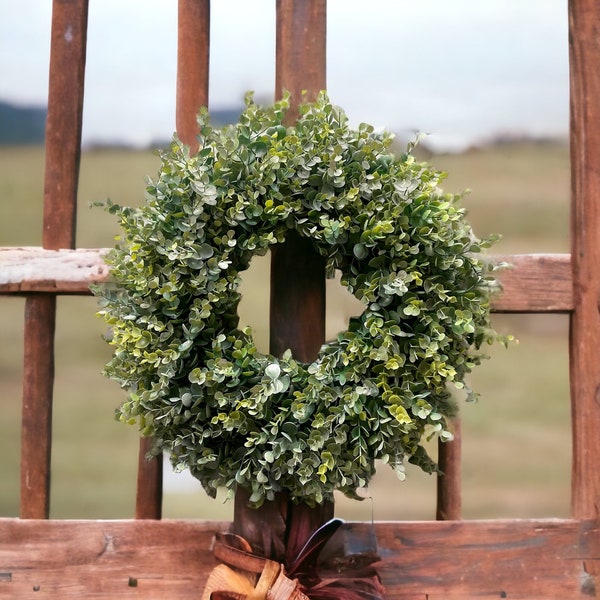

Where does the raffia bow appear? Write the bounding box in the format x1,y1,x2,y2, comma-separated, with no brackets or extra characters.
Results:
201,519,385,600
201,533,309,600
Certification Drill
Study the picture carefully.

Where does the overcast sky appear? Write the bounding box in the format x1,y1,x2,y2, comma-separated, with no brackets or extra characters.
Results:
1,0,569,150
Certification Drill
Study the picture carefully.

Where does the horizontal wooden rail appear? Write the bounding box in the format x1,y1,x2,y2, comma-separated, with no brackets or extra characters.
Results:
493,253,573,313
0,518,597,598
0,247,109,294
0,248,573,313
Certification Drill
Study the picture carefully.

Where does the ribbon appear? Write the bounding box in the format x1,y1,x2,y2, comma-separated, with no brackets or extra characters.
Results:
201,519,385,600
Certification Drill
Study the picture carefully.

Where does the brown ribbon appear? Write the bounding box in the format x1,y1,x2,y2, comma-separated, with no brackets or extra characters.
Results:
201,532,308,600
201,521,385,600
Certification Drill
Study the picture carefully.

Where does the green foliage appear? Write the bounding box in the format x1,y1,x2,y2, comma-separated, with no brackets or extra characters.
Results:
96,92,504,507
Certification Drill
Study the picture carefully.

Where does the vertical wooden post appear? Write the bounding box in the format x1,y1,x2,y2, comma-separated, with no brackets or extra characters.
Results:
134,437,163,520
270,231,326,362
20,0,88,519
271,0,332,562
436,418,462,520
275,0,327,120
132,0,212,520
43,0,88,251
176,0,210,152
271,0,327,363
20,296,56,519
234,0,331,563
568,0,600,521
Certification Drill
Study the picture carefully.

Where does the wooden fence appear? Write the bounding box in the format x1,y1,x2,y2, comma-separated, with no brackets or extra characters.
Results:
1,0,599,597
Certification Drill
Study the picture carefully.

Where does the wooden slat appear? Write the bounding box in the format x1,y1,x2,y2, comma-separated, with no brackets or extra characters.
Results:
19,0,89,520
176,0,210,152
43,0,88,251
0,247,109,294
232,0,331,558
275,0,327,119
568,0,600,523
0,519,227,599
130,0,212,519
20,296,56,519
269,231,326,361
270,0,328,363
492,253,573,312
0,518,598,598
134,438,162,520
0,249,575,313
436,418,461,520
376,519,600,598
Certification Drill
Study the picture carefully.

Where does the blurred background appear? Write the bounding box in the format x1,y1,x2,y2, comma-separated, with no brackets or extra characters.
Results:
0,0,570,521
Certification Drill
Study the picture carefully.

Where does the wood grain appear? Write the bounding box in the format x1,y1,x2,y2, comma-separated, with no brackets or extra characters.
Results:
43,0,88,251
134,438,162,520
0,518,597,598
270,0,328,364
275,0,327,118
176,0,210,153
4,3,598,599
0,248,574,313
20,296,56,519
436,418,461,520
269,231,326,361
568,0,600,524
18,0,90,521
0,247,109,294
492,254,573,313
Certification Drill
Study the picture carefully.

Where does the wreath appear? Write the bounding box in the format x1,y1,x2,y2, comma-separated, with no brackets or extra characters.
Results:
97,92,503,507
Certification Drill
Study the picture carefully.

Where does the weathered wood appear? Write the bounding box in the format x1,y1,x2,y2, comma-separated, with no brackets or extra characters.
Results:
377,518,600,599
436,418,461,520
176,0,210,152
275,0,327,118
492,253,573,313
0,519,226,599
568,0,600,523
20,296,56,519
269,231,326,361
43,0,88,250
0,518,598,598
238,0,332,561
19,0,89,521
5,2,599,599
134,438,162,520
131,0,212,521
270,0,328,363
0,248,574,313
0,247,109,294
132,0,212,520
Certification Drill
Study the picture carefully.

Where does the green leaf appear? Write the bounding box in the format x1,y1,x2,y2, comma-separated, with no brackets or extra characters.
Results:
197,243,214,259
353,243,368,259
265,363,281,379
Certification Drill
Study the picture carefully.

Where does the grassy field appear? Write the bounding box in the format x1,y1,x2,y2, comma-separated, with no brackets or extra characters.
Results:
0,140,572,521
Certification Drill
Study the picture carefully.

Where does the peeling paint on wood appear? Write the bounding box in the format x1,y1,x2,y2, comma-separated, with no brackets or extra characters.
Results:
0,248,574,315
0,247,109,293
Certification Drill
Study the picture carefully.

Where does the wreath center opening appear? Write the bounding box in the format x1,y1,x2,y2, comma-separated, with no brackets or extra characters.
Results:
237,252,364,358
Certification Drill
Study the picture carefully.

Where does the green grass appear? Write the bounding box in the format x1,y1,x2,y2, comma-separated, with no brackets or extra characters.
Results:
433,140,571,253
0,141,572,520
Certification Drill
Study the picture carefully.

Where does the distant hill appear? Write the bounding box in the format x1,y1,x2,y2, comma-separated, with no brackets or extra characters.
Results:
0,100,46,145
0,100,245,148
209,107,243,127
0,100,566,153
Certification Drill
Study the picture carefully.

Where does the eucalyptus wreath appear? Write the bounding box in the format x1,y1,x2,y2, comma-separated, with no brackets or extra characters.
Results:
97,92,503,507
